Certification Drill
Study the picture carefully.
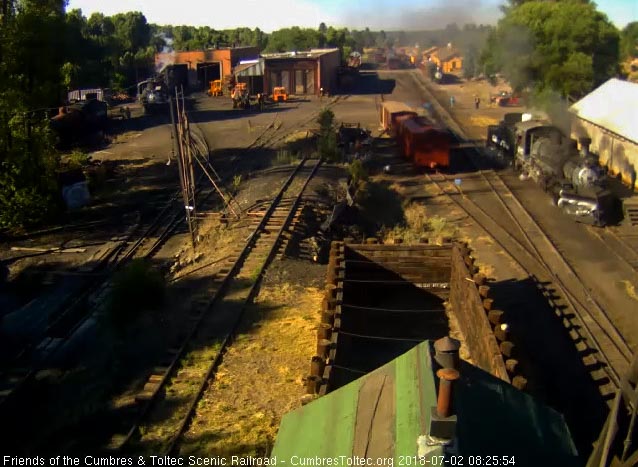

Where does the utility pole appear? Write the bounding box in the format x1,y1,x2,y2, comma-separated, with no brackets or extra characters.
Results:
169,92,196,248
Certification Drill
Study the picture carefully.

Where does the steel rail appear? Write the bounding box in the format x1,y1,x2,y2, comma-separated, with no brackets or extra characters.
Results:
111,158,321,455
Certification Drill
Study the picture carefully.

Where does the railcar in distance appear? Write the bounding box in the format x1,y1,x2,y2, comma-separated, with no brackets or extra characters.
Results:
380,101,450,170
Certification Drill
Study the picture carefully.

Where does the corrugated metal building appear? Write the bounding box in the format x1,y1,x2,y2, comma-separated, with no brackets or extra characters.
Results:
570,78,638,188
154,46,259,90
234,58,266,94
271,341,579,464
258,48,341,96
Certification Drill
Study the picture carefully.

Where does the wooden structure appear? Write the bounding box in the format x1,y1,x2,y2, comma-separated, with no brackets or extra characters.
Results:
311,240,527,396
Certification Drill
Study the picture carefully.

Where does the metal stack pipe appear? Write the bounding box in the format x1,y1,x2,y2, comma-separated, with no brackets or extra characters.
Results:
436,368,460,418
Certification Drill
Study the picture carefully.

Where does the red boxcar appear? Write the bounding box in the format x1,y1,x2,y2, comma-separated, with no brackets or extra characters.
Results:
400,117,450,169
379,101,417,135
394,113,418,156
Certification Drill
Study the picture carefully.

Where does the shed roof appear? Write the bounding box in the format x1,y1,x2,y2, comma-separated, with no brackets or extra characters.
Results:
570,78,638,144
234,59,265,77
271,341,578,464
436,47,462,62
261,48,339,61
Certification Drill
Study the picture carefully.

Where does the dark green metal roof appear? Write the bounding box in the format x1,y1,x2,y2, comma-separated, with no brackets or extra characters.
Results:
271,341,578,466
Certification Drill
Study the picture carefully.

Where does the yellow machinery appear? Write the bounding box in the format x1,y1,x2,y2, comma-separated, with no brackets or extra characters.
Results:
272,86,288,102
231,83,249,109
207,80,223,97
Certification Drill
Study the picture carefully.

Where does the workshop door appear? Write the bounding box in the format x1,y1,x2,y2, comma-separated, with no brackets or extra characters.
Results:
281,71,290,92
295,70,305,94
305,70,314,94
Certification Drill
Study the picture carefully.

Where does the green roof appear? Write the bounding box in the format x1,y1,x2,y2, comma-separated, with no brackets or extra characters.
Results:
271,341,579,466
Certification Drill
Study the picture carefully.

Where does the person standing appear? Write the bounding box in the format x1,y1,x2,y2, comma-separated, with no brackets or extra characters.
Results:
474,96,480,109
450,95,455,108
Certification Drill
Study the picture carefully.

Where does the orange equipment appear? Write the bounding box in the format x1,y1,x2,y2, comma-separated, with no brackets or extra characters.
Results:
208,80,223,97
272,86,288,102
231,83,249,109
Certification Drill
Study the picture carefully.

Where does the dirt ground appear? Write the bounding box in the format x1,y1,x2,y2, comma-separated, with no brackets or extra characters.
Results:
179,266,325,456
3,67,636,458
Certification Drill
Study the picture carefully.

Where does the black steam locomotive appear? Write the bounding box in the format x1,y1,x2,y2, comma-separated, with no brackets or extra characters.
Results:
137,64,189,114
486,113,617,226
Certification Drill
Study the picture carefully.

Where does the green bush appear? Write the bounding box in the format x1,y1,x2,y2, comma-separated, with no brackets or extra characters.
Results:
0,116,61,230
317,108,335,130
65,150,91,170
317,108,340,162
0,172,60,229
348,159,369,186
108,259,166,326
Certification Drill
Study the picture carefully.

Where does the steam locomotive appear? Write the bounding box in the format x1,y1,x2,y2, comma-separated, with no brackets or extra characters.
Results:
137,64,189,114
487,113,616,226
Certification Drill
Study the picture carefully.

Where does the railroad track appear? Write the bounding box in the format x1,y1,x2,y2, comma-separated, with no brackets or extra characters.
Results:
247,95,348,151
425,169,632,400
588,227,638,275
401,71,633,399
104,157,322,455
0,134,215,413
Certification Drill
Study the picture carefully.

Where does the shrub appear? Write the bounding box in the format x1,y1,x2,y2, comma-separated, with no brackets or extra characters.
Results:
348,159,369,186
108,259,166,326
65,150,91,170
317,108,340,162
232,174,242,194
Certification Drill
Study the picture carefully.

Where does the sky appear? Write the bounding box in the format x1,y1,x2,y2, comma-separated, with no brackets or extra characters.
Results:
67,0,637,32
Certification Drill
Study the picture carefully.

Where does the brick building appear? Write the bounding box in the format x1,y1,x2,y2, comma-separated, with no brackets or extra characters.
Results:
154,46,259,90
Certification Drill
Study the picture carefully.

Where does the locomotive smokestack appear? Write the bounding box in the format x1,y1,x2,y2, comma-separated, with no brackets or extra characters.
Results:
579,137,592,158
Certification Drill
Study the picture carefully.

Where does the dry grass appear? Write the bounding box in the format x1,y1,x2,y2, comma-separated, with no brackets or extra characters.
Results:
284,130,312,144
389,182,407,196
179,283,323,457
136,342,223,454
382,203,458,245
621,280,638,302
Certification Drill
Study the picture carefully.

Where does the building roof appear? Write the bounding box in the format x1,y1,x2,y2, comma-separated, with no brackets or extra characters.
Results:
436,46,462,63
271,341,579,464
234,59,265,77
423,46,439,56
570,78,638,144
261,48,339,60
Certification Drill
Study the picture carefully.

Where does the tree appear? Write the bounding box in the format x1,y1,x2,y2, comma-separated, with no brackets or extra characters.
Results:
263,27,321,53
463,45,478,79
620,22,638,59
480,0,619,99
317,108,338,162
0,0,65,229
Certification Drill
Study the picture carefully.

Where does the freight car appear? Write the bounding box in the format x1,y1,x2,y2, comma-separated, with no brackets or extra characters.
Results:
379,101,417,135
380,101,450,170
50,99,108,147
399,116,450,169
487,114,616,225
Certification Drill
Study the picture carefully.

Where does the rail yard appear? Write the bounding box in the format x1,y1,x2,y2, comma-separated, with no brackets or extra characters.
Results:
2,61,638,465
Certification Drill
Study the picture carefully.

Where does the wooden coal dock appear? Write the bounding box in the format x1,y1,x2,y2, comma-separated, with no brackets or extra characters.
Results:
309,240,520,395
